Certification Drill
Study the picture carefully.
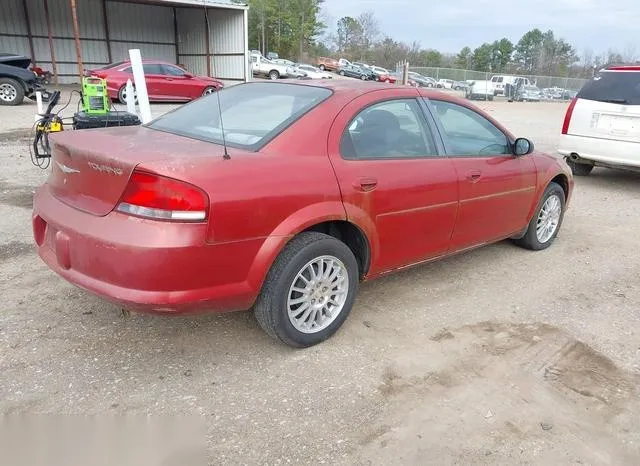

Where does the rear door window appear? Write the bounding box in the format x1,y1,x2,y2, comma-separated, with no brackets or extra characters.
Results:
341,99,438,159
578,71,640,105
162,65,185,76
142,64,164,75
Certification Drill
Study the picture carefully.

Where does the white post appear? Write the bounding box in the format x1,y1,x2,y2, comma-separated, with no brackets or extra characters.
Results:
128,49,151,123
125,79,136,114
34,91,43,121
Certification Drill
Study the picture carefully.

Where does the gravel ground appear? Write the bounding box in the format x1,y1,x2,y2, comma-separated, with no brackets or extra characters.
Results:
1,94,639,466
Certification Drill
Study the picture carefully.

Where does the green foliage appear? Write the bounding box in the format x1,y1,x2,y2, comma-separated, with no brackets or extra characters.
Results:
472,43,493,72
240,0,325,60
454,46,472,69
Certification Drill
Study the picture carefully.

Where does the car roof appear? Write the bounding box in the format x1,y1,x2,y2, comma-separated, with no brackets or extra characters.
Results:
114,59,176,66
253,79,473,101
605,65,640,71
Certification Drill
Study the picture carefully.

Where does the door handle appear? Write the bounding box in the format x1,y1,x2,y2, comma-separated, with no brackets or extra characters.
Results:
354,177,378,192
466,170,482,182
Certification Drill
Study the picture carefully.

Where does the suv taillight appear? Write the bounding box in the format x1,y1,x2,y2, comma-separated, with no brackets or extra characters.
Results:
562,97,578,135
116,171,209,221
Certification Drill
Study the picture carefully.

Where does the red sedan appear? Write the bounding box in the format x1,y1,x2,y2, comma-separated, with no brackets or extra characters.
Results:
33,81,573,347
87,60,223,103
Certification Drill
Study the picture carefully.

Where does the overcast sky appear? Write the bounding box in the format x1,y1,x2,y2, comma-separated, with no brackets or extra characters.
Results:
322,0,639,57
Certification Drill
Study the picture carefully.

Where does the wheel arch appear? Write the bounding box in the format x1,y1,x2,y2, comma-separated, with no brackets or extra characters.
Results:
302,220,371,279
0,75,28,92
550,173,570,201
245,207,374,307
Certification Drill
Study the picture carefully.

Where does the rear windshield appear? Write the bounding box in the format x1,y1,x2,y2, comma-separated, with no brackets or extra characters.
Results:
578,71,640,105
147,83,332,150
100,61,126,69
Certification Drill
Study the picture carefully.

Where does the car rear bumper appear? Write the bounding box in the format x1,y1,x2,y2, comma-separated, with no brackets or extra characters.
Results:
558,134,640,168
32,184,265,314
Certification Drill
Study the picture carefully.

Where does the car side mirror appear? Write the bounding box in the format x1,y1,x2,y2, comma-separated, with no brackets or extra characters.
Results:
513,137,534,156
183,72,194,79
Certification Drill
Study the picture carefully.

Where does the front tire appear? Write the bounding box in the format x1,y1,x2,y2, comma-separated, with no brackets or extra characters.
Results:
202,86,217,96
514,182,566,251
254,232,359,348
319,64,326,71
0,78,25,106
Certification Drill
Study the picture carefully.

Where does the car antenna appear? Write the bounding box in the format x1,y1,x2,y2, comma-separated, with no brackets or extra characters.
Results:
216,88,230,160
203,0,230,160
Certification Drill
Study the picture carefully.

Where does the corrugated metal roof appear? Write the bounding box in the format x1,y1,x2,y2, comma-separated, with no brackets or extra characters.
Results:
124,0,248,10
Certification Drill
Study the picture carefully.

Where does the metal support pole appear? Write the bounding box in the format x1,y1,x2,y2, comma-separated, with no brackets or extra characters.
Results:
173,7,179,65
43,0,58,84
69,0,84,79
204,8,212,77
402,61,409,86
101,0,112,63
22,0,36,66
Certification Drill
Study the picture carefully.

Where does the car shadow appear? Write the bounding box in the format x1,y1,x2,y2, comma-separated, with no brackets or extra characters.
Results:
578,167,640,192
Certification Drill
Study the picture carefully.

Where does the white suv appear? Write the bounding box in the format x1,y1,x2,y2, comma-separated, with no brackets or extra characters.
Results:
558,66,640,175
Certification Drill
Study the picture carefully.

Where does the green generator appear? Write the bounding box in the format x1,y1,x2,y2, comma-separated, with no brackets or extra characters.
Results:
81,76,110,114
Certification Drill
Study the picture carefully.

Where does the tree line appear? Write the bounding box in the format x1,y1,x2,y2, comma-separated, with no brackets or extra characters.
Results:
238,1,637,78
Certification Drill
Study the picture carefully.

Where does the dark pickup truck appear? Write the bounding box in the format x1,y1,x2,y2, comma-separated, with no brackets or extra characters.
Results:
0,53,48,106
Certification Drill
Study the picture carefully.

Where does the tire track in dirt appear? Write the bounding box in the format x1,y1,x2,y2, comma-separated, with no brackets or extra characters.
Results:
351,322,640,465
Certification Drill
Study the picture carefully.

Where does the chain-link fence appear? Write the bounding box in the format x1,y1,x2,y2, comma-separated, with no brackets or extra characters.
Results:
407,66,589,101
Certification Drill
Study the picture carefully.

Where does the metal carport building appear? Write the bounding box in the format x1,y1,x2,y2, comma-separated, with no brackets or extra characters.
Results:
0,0,249,85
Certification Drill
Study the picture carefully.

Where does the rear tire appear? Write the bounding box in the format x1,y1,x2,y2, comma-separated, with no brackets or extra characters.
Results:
0,78,25,106
319,64,326,71
513,182,566,251
254,232,359,348
117,84,137,104
566,158,594,176
339,70,345,76
268,70,280,80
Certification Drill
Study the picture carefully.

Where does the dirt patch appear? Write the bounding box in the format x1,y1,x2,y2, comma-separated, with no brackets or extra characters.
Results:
430,328,454,341
0,129,32,143
0,241,34,263
0,181,34,209
354,322,640,465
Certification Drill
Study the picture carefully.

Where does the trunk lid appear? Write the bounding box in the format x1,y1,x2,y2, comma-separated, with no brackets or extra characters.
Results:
47,126,224,216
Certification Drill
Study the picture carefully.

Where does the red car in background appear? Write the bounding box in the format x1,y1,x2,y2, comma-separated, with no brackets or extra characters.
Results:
33,80,572,348
87,60,223,103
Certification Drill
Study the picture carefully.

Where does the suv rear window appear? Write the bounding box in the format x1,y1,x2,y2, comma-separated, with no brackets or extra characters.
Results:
578,71,640,105
148,82,332,150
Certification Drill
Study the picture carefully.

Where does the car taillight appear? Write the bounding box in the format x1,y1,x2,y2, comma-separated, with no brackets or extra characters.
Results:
116,171,209,221
562,97,578,135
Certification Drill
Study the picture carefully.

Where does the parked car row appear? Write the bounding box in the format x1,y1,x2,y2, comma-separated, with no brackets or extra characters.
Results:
317,58,398,83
